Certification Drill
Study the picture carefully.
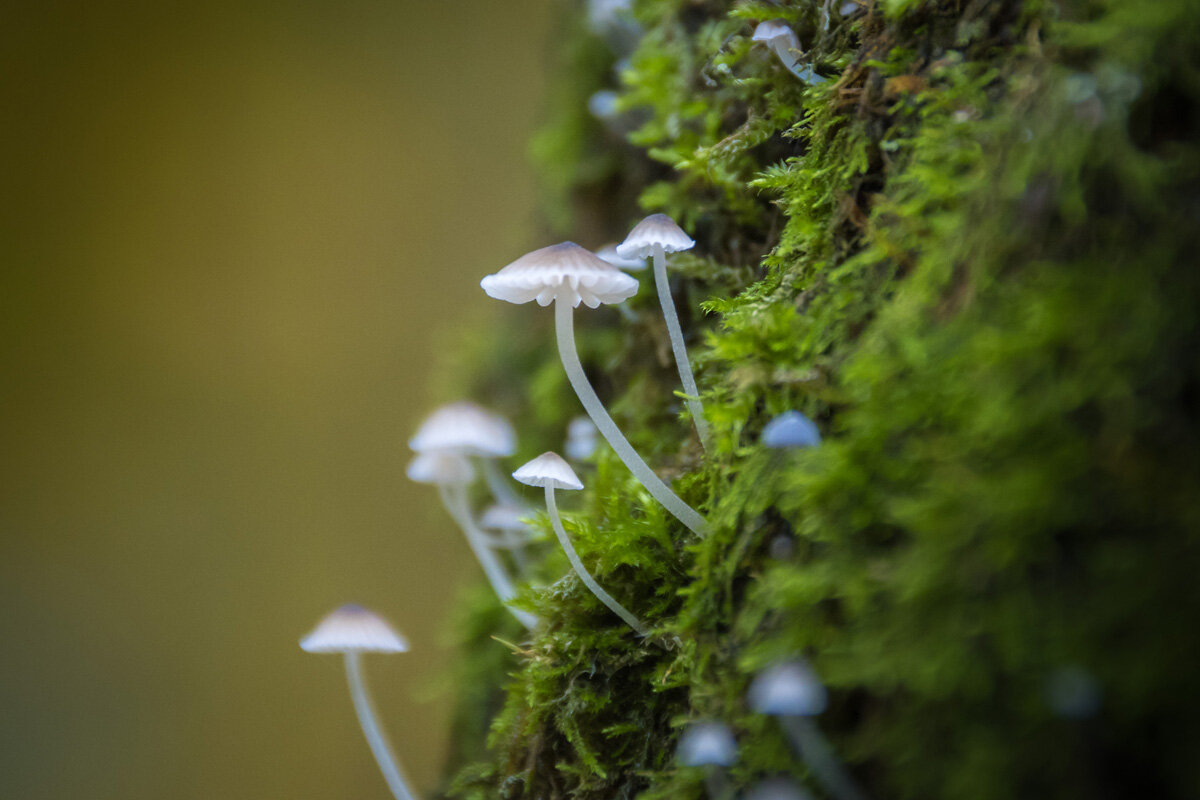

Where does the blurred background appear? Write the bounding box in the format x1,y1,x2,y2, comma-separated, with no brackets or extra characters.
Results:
0,1,553,798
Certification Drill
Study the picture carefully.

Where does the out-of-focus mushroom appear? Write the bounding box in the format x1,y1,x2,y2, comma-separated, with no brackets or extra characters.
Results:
409,401,522,507
761,411,822,449
752,21,825,84
676,721,738,798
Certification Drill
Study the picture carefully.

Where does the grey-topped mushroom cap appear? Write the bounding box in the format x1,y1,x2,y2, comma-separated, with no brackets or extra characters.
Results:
409,401,516,457
676,721,738,767
300,604,409,653
761,411,822,449
512,452,584,491
752,19,800,49
748,660,828,716
481,242,640,309
615,213,696,259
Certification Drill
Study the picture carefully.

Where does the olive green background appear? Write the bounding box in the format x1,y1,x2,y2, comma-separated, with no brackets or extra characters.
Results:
0,1,552,798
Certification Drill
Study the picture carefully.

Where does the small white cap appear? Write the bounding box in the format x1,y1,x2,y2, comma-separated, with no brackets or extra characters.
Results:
676,721,738,767
752,20,801,50
300,604,409,653
596,244,647,271
480,504,531,532
761,411,822,449
481,242,640,309
409,402,516,458
512,452,584,491
406,451,475,486
748,661,828,716
615,213,696,259
565,415,599,460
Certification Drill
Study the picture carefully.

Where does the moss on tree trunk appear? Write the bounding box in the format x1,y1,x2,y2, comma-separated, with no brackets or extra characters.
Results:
436,1,1200,798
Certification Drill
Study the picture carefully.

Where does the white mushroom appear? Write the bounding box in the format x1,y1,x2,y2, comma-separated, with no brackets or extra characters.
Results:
749,661,867,800
565,415,599,460
481,242,708,536
409,401,522,507
616,214,710,450
479,503,534,573
676,721,738,798
300,605,419,800
761,411,823,449
406,451,537,630
513,452,648,636
596,244,648,271
752,21,826,84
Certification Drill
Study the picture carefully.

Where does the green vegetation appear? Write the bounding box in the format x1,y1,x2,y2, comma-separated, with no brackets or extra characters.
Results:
438,0,1200,797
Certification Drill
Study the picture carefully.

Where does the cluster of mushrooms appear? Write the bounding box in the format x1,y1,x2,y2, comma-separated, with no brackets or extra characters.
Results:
297,209,854,799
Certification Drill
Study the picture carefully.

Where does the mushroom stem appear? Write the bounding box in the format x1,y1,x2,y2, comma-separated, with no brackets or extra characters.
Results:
438,483,538,630
554,300,708,535
545,485,648,636
703,765,733,800
779,715,868,800
651,243,710,451
480,458,524,508
771,42,825,84
343,652,420,800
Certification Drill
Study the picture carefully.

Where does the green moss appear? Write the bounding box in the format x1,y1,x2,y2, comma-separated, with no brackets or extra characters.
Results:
437,0,1200,798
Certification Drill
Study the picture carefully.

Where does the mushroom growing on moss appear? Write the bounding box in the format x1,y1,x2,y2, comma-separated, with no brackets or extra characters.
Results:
300,605,419,800
752,20,825,84
513,451,648,636
676,721,738,798
409,401,522,507
616,213,711,450
481,242,708,535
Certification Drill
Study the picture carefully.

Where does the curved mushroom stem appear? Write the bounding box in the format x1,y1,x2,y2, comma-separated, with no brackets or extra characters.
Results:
545,485,648,636
771,42,825,84
554,300,709,536
344,652,420,800
780,715,869,800
652,243,710,451
438,483,538,630
479,457,525,508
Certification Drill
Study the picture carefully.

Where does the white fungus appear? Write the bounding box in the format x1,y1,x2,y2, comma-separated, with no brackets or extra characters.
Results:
761,411,822,449
565,415,600,460
752,20,826,84
481,242,708,536
513,452,648,636
749,660,828,716
617,213,710,450
676,721,739,767
409,401,522,507
300,605,419,800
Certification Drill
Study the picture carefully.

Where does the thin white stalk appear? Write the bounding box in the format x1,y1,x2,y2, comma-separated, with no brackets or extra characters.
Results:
438,483,538,630
651,243,710,451
780,715,869,800
554,300,708,536
772,42,825,84
480,457,524,508
545,486,648,636
704,765,733,800
344,652,419,800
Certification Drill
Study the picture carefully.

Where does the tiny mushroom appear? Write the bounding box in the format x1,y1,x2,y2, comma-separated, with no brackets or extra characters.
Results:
409,401,522,507
565,415,600,460
513,452,648,636
761,411,823,449
596,243,647,271
676,721,739,798
479,502,534,573
616,213,711,450
300,605,419,800
752,20,825,84
746,778,814,800
407,451,537,630
749,661,867,800
481,242,707,535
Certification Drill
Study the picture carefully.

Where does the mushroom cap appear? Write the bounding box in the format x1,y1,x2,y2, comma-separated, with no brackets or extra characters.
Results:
300,604,409,654
752,20,801,50
409,401,516,458
761,411,822,449
565,415,599,460
676,721,738,767
512,451,584,491
480,504,531,532
748,660,828,716
745,778,814,800
406,451,475,486
615,213,696,259
595,244,647,271
480,242,640,309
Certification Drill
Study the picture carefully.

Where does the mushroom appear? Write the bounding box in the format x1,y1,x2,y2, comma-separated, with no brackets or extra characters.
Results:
761,411,822,449
513,452,648,636
616,214,711,450
676,720,738,798
749,661,867,800
409,401,523,508
751,21,826,84
481,242,708,536
479,503,534,572
596,244,647,271
407,451,537,630
746,778,814,800
300,605,420,800
564,415,599,460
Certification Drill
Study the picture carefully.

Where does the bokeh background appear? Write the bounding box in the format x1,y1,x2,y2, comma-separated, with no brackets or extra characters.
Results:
0,1,553,797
